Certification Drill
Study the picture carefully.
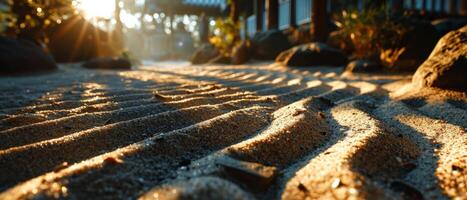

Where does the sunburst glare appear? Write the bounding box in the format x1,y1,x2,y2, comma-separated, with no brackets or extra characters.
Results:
75,0,116,20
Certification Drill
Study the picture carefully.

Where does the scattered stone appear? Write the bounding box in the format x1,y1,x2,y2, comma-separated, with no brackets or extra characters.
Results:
231,41,251,65
345,60,382,73
293,108,307,116
103,156,124,165
318,112,326,119
331,178,341,189
390,181,424,200
82,57,132,70
216,156,278,190
276,42,348,67
139,177,254,200
53,162,69,172
401,162,417,172
251,30,292,60
0,36,57,74
190,43,219,65
412,26,467,91
298,183,309,193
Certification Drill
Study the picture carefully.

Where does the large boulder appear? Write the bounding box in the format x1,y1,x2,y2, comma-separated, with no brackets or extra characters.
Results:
276,42,348,67
231,41,251,65
432,18,467,37
345,59,382,73
251,30,292,60
190,43,220,65
0,36,57,74
382,20,439,72
82,57,132,70
207,54,231,65
412,26,467,91
48,16,118,62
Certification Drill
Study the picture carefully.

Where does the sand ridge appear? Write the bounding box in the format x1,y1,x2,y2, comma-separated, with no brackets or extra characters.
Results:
0,63,465,200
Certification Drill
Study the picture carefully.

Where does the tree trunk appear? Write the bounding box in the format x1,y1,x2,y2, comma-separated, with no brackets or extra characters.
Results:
230,0,239,23
255,0,264,32
311,0,328,42
265,0,278,30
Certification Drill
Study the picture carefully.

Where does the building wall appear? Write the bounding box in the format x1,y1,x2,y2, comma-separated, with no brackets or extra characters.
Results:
246,0,465,36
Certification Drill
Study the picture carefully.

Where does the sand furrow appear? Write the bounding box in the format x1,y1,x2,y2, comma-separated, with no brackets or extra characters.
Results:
0,106,272,199
280,100,422,200
0,63,464,200
374,101,466,199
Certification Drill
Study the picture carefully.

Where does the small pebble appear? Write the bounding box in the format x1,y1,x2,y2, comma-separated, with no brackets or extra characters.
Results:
53,162,69,172
331,178,341,189
318,112,325,119
104,156,124,165
293,108,307,116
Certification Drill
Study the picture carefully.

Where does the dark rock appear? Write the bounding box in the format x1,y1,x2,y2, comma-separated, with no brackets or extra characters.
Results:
432,18,467,37
231,41,250,65
345,60,382,73
82,57,132,70
216,156,277,191
48,16,117,62
0,36,57,74
390,181,424,200
207,54,231,65
276,42,348,67
412,26,467,91
190,43,220,65
383,20,439,72
251,30,292,60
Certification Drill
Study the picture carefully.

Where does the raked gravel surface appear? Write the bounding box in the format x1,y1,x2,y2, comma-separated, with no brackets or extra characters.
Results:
0,62,465,200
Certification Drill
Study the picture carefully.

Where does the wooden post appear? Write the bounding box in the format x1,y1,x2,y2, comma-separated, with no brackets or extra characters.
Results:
255,0,264,32
447,0,458,14
290,0,296,27
311,0,329,42
392,0,404,13
199,13,209,43
460,0,467,15
440,0,445,13
266,0,278,30
421,0,427,11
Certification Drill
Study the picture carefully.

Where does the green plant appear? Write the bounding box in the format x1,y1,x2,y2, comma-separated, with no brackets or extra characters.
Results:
333,5,409,62
209,17,240,56
2,0,75,44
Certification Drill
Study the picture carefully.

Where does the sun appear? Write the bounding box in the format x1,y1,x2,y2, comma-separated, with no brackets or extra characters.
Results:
75,0,116,19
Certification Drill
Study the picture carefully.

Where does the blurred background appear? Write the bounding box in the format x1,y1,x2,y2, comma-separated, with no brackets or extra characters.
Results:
0,0,465,66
